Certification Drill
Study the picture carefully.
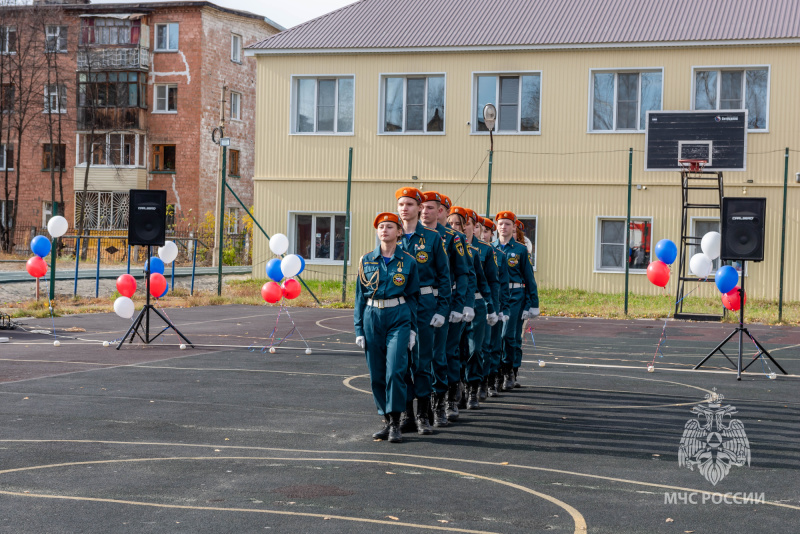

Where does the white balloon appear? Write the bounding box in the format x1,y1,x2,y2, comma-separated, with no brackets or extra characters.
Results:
689,253,713,278
158,240,179,264
280,254,302,278
700,231,722,260
47,216,68,238
113,296,135,319
269,233,289,255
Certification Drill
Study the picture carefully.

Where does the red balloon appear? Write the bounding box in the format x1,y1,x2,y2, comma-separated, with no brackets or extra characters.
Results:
282,278,302,300
26,256,47,278
261,281,282,303
646,260,670,288
149,273,167,298
116,274,137,298
722,287,746,311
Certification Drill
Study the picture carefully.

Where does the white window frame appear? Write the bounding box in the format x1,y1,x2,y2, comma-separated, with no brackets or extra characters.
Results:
690,64,770,133
76,132,143,168
154,84,177,113
43,84,67,114
231,33,242,63
594,216,654,273
515,215,538,271
288,211,351,265
588,68,664,133
0,143,13,170
227,206,239,233
290,75,355,136
0,27,16,55
378,72,446,135
471,70,542,135
229,91,241,121
154,23,178,52
45,25,67,53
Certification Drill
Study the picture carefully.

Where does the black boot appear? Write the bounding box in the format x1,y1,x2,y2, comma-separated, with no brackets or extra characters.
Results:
478,379,488,401
458,381,467,409
432,391,449,427
502,364,515,391
454,381,463,403
513,368,521,388
372,414,391,440
492,372,503,396
415,397,434,435
446,384,459,421
399,401,417,433
388,412,403,443
487,373,499,397
467,384,480,409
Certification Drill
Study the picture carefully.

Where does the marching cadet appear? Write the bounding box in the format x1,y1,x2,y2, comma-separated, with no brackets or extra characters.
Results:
480,217,510,396
354,213,420,443
448,207,498,409
395,187,451,435
472,214,502,400
493,211,539,391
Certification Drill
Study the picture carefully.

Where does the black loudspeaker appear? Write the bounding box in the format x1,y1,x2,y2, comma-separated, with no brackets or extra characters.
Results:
128,189,167,246
721,197,766,262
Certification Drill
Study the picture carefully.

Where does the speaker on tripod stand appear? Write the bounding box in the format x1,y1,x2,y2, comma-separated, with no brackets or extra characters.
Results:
694,197,786,379
117,189,192,349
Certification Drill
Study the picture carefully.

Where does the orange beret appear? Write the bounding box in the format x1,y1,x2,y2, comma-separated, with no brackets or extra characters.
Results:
475,215,485,226
515,219,525,230
395,187,423,203
483,218,496,231
496,210,516,222
440,195,452,209
464,209,478,223
449,206,468,221
373,212,402,228
421,191,442,203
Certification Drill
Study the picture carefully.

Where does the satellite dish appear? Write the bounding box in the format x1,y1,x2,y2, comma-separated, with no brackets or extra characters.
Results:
482,103,497,131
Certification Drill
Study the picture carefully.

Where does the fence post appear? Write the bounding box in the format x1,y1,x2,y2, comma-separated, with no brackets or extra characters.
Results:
95,237,101,298
191,238,197,296
171,256,175,294
342,147,353,303
778,147,789,323
624,148,633,316
73,235,81,297
127,243,131,274
48,204,57,301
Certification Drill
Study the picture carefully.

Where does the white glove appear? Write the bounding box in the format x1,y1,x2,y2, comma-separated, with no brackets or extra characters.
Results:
529,307,540,317
521,310,531,320
449,311,463,323
462,307,475,323
501,313,510,323
430,313,446,328
408,330,416,350
355,336,366,349
486,312,499,326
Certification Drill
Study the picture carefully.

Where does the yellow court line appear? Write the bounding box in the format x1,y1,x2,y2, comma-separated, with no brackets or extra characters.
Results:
343,374,371,394
0,456,584,534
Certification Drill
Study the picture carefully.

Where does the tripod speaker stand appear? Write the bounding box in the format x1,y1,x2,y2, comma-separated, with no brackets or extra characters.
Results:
116,245,193,349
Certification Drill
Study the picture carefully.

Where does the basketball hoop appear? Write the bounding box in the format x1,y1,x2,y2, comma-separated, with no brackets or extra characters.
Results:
678,159,708,173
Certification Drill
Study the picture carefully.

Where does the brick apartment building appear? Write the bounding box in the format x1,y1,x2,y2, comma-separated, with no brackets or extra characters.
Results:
0,0,281,250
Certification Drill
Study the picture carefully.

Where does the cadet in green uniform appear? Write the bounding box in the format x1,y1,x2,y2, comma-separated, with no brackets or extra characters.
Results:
493,211,539,391
481,217,510,397
471,214,501,401
395,187,451,435
354,212,420,443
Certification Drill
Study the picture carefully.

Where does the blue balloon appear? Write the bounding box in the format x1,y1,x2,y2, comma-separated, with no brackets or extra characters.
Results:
715,265,739,294
266,258,283,282
30,235,51,258
145,256,165,275
654,239,678,265
159,282,169,299
297,255,305,276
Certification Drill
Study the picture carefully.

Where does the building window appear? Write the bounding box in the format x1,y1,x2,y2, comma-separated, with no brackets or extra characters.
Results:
42,201,65,227
596,217,652,271
166,203,175,230
0,27,16,54
516,216,538,270
154,84,177,113
0,199,13,229
42,144,66,170
590,70,662,132
230,91,241,120
227,207,239,233
80,18,140,46
155,23,179,51
380,75,445,133
231,33,241,63
78,133,143,167
77,71,147,129
0,144,14,170
152,144,176,171
292,76,354,134
228,148,240,177
475,73,540,133
44,84,67,113
292,213,347,262
74,191,129,230
45,25,68,52
2,84,14,113
693,67,768,130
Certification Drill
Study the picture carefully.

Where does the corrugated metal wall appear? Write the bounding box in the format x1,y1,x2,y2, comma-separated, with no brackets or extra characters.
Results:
253,44,800,300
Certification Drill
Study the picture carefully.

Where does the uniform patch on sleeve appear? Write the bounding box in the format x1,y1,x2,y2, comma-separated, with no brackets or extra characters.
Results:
416,250,429,263
455,242,465,256
507,255,519,267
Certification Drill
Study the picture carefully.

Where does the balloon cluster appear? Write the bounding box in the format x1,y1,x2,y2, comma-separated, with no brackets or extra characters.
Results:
113,241,179,319
687,231,744,311
646,239,677,287
261,233,305,303
25,216,69,279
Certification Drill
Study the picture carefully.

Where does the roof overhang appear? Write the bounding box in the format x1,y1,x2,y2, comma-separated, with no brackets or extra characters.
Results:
79,13,148,20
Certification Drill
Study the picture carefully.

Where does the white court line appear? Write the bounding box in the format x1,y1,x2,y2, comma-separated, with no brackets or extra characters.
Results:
524,360,800,379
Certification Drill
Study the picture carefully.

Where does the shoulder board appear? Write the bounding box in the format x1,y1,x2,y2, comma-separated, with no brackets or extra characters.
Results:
402,251,416,260
445,229,456,235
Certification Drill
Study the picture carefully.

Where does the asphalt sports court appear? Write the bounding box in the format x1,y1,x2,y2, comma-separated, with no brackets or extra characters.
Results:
1,305,799,533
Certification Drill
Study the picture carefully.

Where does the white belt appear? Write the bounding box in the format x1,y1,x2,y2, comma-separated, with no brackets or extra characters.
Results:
452,283,457,290
420,286,439,296
509,283,525,289
474,292,483,300
367,297,406,309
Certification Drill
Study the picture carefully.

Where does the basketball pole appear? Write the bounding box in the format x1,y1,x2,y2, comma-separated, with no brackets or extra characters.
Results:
624,148,632,315
778,147,789,322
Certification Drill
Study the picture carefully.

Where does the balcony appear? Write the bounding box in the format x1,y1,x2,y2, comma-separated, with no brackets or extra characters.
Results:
77,106,145,130
77,47,150,71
